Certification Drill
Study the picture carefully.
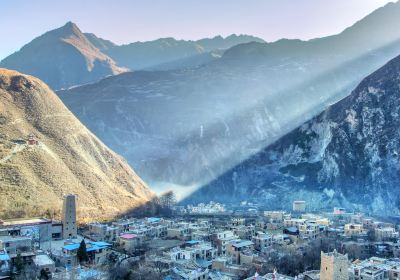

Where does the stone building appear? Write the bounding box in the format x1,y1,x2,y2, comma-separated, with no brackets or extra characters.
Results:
344,223,365,237
320,250,349,280
62,194,77,239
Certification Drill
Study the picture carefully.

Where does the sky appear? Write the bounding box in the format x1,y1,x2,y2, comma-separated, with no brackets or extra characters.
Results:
0,0,394,60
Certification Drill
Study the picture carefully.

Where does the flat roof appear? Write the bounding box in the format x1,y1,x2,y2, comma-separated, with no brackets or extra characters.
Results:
231,240,253,248
2,218,51,226
9,252,35,258
120,233,137,240
34,254,55,266
0,235,32,242
285,227,299,233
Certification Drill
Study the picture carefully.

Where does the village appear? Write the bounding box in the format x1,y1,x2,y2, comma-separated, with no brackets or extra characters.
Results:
1,195,400,280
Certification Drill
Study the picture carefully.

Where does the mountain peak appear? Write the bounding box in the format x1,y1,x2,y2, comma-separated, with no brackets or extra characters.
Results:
56,21,82,37
63,21,78,29
0,22,126,90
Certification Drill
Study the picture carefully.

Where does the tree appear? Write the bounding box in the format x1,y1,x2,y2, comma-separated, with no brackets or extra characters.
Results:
159,191,177,216
40,268,49,280
77,239,88,264
14,253,24,274
128,261,165,280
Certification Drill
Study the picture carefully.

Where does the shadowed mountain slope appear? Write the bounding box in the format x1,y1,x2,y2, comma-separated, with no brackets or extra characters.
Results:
185,53,400,215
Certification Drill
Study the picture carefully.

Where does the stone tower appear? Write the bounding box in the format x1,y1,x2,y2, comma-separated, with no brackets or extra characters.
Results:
62,194,77,239
320,250,349,280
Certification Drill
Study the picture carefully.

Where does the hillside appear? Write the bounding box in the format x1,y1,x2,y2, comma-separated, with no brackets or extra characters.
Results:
0,68,154,221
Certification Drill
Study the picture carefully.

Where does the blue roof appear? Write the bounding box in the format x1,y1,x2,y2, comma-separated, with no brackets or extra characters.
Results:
79,269,99,277
63,241,111,252
186,240,201,245
0,253,10,261
91,241,112,247
63,243,80,251
147,217,161,223
86,242,111,252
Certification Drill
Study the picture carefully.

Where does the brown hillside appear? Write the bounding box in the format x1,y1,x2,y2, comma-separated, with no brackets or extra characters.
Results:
0,69,154,222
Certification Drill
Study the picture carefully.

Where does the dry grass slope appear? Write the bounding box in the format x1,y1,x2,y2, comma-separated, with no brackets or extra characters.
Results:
0,69,154,222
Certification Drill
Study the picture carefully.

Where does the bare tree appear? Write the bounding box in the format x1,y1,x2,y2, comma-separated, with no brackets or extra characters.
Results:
160,191,176,209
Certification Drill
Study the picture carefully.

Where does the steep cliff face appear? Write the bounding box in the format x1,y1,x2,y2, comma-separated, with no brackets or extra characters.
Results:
0,69,154,221
187,54,400,215
0,22,126,90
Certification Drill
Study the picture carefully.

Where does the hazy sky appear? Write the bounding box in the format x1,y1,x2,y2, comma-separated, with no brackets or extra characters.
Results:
0,0,394,60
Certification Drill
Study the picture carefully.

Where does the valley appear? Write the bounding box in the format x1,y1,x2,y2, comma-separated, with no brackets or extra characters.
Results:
2,1,400,280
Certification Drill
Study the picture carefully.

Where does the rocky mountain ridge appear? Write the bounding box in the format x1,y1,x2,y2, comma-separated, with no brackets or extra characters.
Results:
103,34,265,70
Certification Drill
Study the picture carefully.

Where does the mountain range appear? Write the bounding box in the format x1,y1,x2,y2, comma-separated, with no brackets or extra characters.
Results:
0,23,264,90
185,52,400,215
0,68,153,221
99,34,265,70
58,1,400,198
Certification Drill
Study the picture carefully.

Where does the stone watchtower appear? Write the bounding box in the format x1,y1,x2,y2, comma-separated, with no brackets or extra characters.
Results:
62,194,77,239
320,250,349,280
